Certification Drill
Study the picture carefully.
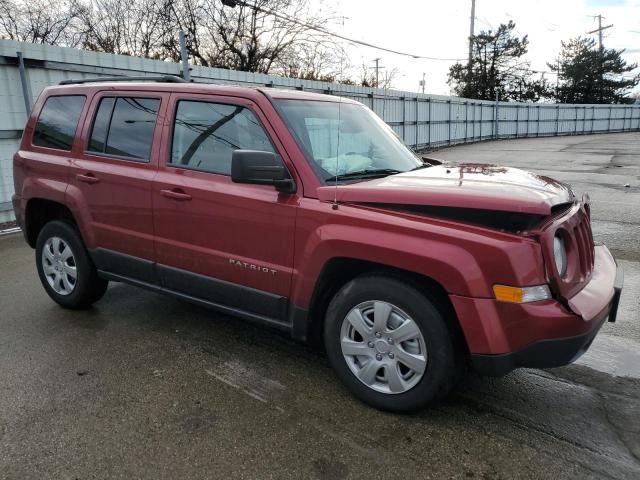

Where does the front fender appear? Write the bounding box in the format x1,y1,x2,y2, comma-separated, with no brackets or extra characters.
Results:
291,224,482,309
290,200,546,310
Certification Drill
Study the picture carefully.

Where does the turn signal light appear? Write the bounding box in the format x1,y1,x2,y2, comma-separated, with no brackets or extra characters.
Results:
493,284,552,303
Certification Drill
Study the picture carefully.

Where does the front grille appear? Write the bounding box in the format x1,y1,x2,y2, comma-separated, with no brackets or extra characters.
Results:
572,210,595,280
542,202,595,300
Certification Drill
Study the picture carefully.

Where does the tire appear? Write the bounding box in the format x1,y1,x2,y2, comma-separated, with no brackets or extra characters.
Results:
324,275,458,413
35,220,108,309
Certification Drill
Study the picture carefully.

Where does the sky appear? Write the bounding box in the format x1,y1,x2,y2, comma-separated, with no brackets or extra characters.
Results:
324,0,640,95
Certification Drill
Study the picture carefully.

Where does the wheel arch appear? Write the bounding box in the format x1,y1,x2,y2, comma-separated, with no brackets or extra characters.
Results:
300,257,469,357
24,198,77,248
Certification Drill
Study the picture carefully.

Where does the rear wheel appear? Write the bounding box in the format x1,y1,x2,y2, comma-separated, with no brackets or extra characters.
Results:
324,275,458,412
36,220,108,309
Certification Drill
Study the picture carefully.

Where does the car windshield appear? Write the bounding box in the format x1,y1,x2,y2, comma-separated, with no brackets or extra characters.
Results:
274,99,422,182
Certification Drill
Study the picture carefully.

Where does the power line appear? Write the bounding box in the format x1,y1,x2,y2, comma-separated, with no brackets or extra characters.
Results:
221,0,466,61
477,17,494,30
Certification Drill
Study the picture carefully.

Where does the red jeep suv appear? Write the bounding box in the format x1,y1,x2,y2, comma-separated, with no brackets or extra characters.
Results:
12,77,623,412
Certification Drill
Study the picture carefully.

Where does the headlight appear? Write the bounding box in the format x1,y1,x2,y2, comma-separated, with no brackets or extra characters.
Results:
553,235,568,277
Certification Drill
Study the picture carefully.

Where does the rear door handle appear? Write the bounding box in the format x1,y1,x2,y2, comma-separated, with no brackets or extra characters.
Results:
76,173,100,184
160,189,192,201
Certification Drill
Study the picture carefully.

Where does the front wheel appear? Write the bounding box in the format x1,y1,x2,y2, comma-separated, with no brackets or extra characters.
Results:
324,275,459,412
35,220,108,309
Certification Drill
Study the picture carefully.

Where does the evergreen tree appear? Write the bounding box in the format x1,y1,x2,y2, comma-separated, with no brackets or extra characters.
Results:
549,37,639,104
448,21,546,102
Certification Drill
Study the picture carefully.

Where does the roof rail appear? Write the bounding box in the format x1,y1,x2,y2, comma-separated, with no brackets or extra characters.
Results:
59,75,188,85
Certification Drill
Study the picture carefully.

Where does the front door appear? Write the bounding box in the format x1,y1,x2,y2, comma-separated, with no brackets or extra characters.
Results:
152,93,298,322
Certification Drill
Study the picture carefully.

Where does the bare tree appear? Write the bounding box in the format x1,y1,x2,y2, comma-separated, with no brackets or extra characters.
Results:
0,0,356,83
198,0,339,73
79,0,173,58
356,60,397,89
0,0,83,46
159,0,211,65
78,0,126,53
123,0,173,58
280,41,350,82
379,67,399,89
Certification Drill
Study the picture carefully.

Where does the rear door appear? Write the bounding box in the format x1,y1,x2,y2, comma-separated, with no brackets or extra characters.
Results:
152,93,299,322
67,91,169,284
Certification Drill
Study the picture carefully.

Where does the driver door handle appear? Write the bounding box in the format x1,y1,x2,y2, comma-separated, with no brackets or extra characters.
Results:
160,188,192,201
76,173,100,184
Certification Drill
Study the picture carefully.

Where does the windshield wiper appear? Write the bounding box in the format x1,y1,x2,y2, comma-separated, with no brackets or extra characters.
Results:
327,168,402,183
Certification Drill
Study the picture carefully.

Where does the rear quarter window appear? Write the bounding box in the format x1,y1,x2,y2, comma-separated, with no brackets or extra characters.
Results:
32,95,86,151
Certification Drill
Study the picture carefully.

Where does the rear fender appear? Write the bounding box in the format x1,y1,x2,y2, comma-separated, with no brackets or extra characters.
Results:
64,184,96,248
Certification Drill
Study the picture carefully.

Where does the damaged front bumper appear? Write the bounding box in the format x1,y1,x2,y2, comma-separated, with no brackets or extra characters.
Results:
464,245,623,376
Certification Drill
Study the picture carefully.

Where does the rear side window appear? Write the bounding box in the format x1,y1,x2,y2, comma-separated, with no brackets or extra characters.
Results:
88,96,160,160
170,100,274,175
32,95,85,151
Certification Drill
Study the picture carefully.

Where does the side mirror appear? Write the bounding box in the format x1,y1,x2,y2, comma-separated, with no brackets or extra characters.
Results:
231,150,296,193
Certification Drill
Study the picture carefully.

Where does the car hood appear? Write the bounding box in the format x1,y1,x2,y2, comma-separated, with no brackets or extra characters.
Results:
316,164,575,215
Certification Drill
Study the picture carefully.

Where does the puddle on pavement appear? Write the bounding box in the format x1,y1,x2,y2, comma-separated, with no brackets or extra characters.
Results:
576,333,640,379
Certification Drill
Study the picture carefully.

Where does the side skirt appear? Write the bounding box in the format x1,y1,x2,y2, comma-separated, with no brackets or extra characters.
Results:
90,248,295,334
98,270,293,333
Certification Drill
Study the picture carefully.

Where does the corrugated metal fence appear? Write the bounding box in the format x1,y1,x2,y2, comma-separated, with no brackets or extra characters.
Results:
1,39,639,222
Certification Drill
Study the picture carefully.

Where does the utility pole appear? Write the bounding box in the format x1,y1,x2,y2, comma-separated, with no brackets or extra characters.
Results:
178,31,190,82
587,14,613,50
372,58,383,88
587,15,613,103
468,0,476,79
597,14,604,50
419,72,426,94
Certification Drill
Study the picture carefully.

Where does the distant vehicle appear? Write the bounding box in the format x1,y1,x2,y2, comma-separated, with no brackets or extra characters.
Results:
12,77,623,412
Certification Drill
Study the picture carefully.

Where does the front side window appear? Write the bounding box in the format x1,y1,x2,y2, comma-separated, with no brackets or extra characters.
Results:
171,100,274,175
32,95,86,151
88,96,160,160
274,100,421,182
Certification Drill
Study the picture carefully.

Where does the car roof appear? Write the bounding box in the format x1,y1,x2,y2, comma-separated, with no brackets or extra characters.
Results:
42,80,359,105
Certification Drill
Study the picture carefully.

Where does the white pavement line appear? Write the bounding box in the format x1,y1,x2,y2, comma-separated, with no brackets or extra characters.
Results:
0,227,21,236
206,369,268,403
206,360,286,412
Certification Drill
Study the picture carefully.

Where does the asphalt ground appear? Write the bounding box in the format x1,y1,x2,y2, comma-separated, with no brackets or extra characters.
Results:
1,132,639,479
